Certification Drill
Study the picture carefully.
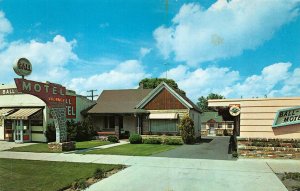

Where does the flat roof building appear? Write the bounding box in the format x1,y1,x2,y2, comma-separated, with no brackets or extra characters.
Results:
208,97,300,139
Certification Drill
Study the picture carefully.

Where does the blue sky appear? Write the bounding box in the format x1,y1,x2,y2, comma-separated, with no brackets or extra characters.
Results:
0,0,300,101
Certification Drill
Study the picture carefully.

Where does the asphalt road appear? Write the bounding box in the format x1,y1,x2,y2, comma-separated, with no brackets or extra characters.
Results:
153,136,233,160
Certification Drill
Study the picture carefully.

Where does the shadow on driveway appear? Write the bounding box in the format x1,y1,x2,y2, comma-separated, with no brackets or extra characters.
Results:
152,136,234,160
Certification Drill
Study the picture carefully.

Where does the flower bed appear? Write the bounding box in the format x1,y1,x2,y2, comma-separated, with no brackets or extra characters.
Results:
238,137,300,159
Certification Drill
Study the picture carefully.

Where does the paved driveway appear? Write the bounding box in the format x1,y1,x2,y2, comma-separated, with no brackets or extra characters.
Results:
153,136,232,160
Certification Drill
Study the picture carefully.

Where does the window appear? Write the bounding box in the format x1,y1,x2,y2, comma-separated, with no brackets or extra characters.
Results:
218,123,222,128
227,123,233,128
104,116,115,129
31,120,43,126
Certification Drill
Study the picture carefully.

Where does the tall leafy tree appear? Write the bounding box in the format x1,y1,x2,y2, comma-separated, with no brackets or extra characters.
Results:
197,93,225,112
139,78,185,95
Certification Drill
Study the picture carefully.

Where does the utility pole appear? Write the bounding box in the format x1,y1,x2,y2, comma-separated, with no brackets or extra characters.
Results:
164,62,168,79
86,90,98,101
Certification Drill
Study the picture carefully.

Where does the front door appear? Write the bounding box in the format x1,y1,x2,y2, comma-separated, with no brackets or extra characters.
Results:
209,123,215,135
14,120,23,143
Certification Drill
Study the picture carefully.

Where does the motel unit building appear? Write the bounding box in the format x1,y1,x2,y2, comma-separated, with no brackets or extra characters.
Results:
88,82,202,137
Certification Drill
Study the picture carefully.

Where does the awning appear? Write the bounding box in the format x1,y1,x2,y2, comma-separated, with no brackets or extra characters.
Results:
0,108,15,118
149,113,178,119
6,108,42,120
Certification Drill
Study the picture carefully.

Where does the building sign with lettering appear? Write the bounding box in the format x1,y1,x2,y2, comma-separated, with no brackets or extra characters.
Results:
13,58,32,77
13,59,68,143
0,88,21,95
15,78,66,108
273,106,300,128
66,95,76,119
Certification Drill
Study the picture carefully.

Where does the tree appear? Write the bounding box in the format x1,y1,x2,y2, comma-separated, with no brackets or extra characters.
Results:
179,114,195,144
197,93,225,112
139,78,185,95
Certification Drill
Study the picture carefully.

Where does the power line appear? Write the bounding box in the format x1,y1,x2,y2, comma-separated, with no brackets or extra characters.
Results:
86,89,98,101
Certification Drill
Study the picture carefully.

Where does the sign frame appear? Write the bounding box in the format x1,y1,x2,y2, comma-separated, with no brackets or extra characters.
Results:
272,106,300,128
229,105,241,116
13,58,32,77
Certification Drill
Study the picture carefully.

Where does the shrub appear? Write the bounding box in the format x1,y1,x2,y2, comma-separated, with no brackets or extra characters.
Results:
75,116,96,141
107,135,119,143
129,134,142,144
143,137,162,144
223,129,228,136
232,151,238,158
66,119,77,141
195,136,201,143
179,114,195,144
164,137,183,145
94,168,106,179
45,123,56,142
292,142,300,148
72,179,89,190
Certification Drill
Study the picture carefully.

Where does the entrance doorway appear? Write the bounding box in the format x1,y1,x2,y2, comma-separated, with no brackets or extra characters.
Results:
14,120,23,143
209,123,215,135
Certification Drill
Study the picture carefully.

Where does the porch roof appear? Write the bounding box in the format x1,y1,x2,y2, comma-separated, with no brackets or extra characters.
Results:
5,108,42,120
88,89,152,114
0,108,15,117
200,112,223,123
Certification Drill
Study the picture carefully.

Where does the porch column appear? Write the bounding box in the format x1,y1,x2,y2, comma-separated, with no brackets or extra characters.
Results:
114,116,120,139
13,120,16,141
20,120,23,143
137,115,140,134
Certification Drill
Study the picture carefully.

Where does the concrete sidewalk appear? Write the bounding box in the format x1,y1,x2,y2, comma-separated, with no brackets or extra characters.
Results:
94,140,129,149
1,151,299,190
0,141,36,151
70,140,129,154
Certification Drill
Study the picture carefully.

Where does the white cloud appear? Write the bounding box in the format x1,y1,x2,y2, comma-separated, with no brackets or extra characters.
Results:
162,65,240,101
163,62,300,101
0,35,78,83
0,11,13,49
268,66,300,97
231,62,292,98
66,60,150,95
154,0,300,66
139,47,151,58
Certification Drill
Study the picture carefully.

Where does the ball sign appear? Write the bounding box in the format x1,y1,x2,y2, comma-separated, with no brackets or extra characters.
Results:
229,105,241,116
13,58,32,77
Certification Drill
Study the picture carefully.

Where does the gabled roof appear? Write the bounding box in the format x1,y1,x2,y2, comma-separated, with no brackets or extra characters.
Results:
200,112,223,123
136,82,201,112
88,89,152,114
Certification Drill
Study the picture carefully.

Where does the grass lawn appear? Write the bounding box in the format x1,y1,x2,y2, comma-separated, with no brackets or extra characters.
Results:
0,158,122,191
6,140,111,153
85,144,180,156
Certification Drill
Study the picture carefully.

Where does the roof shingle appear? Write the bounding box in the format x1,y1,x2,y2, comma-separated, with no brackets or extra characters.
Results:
88,89,152,114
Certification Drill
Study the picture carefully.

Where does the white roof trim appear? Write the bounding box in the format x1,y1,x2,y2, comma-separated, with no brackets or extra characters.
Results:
136,82,193,109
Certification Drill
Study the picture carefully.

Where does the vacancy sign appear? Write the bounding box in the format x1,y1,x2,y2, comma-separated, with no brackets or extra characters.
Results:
273,106,300,128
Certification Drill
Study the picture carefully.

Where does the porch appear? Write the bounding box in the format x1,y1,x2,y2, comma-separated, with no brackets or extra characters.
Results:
90,113,149,138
